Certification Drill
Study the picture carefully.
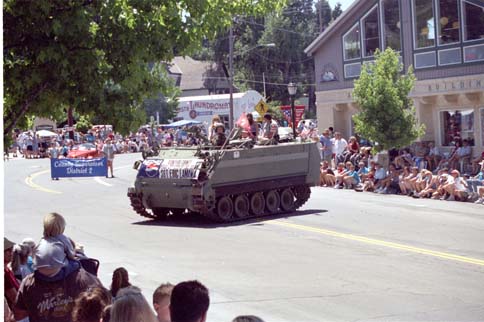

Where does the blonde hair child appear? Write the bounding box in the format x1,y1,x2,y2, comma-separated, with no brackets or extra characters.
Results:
34,212,76,272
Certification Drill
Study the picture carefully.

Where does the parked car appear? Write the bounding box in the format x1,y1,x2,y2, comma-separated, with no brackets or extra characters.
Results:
67,143,101,159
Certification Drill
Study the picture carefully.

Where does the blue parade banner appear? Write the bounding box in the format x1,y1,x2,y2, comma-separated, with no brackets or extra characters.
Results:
50,158,108,179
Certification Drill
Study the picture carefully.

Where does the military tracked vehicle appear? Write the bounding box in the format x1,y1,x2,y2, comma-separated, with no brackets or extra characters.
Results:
128,138,321,222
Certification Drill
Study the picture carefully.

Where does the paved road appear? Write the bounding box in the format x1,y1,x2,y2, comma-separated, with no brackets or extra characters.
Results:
4,154,484,322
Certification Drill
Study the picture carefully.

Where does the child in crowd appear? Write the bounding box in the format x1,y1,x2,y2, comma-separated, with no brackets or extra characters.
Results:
343,164,360,189
152,283,174,322
21,237,36,272
334,162,351,189
320,161,335,186
34,212,77,273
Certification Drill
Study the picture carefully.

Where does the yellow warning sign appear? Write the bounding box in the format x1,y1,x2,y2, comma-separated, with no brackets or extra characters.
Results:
254,99,269,115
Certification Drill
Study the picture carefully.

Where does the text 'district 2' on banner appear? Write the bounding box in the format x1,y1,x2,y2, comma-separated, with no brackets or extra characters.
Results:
50,158,108,178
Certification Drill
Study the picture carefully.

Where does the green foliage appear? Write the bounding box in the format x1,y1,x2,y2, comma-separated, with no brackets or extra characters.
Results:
267,100,285,123
332,2,343,21
352,48,425,151
3,0,285,136
75,115,93,134
196,0,330,108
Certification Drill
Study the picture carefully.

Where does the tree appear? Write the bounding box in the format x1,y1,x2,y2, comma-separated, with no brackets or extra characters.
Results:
317,0,332,32
194,0,323,112
352,48,425,152
237,0,320,105
332,2,343,21
75,115,93,134
3,0,285,137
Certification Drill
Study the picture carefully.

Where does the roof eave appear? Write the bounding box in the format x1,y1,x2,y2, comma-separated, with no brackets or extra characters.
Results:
304,0,363,56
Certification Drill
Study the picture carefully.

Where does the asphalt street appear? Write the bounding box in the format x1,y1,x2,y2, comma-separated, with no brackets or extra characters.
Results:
4,153,484,322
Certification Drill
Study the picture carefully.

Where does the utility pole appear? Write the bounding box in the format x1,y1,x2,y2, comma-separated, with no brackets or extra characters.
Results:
263,72,266,100
229,23,234,130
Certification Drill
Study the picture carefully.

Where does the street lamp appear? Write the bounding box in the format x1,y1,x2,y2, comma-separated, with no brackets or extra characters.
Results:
287,82,297,139
228,25,275,129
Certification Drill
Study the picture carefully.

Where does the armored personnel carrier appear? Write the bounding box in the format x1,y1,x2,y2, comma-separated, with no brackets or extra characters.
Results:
128,139,321,222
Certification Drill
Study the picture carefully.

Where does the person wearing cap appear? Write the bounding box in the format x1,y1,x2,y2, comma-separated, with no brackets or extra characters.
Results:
4,237,20,317
467,160,484,203
13,240,103,322
102,138,116,178
211,122,226,147
442,169,468,201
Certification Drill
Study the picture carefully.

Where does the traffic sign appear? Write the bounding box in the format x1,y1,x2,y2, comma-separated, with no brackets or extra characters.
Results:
254,99,269,116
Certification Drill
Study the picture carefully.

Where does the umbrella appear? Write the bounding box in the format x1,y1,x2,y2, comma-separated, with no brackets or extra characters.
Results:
36,129,58,137
164,120,202,128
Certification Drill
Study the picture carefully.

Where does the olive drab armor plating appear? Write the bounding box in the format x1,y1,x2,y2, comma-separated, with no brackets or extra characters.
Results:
128,140,321,222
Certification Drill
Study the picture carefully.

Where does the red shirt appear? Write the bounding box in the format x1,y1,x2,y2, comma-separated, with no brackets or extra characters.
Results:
4,267,19,291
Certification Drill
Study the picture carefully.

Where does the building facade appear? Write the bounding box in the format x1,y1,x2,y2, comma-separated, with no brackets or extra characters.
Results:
305,0,484,156
167,56,232,97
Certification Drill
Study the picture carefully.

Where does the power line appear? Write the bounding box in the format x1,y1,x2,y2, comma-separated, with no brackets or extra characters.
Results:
236,18,319,38
250,51,314,64
234,77,316,87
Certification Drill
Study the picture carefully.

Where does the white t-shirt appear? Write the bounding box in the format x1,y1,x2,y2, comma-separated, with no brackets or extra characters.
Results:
454,177,467,191
332,138,348,155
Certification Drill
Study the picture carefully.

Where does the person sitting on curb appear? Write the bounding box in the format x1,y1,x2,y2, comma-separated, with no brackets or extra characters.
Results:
372,162,387,192
376,164,400,194
431,168,450,200
415,171,439,198
319,161,335,187
443,169,468,201
357,161,370,183
468,160,484,203
343,164,360,189
333,162,351,189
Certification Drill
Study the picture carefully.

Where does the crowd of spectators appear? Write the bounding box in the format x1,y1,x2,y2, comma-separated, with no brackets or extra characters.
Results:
4,213,268,322
317,129,484,204
7,124,211,160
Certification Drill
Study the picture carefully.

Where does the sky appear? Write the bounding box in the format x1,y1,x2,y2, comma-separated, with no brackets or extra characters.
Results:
328,0,355,11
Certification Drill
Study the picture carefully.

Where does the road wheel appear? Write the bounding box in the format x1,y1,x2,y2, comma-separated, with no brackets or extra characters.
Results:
171,208,185,216
250,192,265,216
152,207,169,220
280,188,296,211
216,196,234,222
265,190,280,214
234,194,250,218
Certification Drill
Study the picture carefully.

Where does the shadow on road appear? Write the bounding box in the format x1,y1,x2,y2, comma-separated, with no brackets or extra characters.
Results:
131,209,327,229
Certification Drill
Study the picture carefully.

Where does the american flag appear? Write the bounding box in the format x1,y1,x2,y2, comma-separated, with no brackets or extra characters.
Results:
281,108,292,124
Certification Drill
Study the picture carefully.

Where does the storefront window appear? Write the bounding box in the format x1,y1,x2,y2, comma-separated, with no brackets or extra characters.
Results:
362,7,380,57
440,109,475,146
438,0,460,45
463,0,484,41
414,0,435,48
382,0,401,51
343,23,361,60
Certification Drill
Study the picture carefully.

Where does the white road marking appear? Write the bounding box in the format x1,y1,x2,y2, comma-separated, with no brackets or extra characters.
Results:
94,177,113,187
91,164,134,186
